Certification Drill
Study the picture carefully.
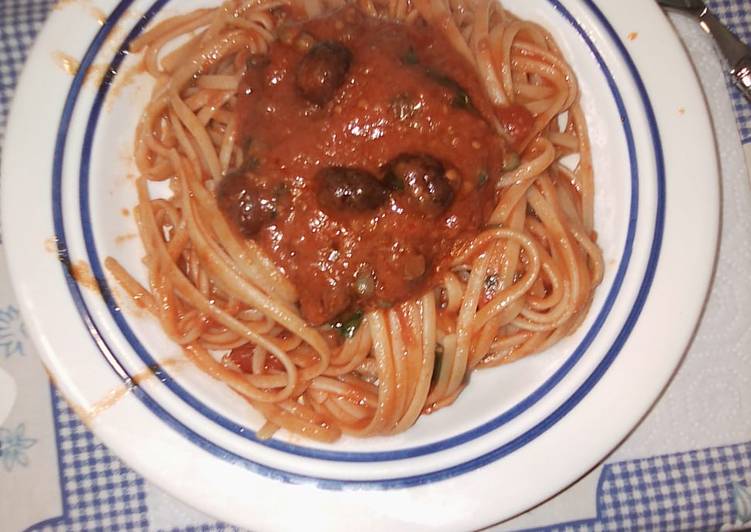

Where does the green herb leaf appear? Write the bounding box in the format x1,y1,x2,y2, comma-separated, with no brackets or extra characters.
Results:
425,69,478,115
332,309,364,339
243,155,261,171
425,69,456,88
451,92,476,112
477,170,489,188
401,47,419,65
241,135,253,153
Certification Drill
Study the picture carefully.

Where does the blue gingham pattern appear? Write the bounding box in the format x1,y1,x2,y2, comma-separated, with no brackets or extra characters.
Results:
28,387,149,531
161,526,239,532
1,1,751,531
0,0,55,161
710,0,751,143
532,443,751,531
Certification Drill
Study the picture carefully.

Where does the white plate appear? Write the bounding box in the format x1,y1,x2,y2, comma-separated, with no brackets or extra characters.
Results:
1,0,719,529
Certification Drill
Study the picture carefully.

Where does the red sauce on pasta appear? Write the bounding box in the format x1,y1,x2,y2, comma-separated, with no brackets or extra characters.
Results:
229,6,533,325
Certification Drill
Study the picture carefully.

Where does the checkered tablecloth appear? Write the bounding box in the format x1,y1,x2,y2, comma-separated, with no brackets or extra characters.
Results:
1,1,750,531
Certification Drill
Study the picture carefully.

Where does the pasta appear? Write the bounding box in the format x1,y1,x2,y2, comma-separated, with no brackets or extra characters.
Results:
107,0,604,442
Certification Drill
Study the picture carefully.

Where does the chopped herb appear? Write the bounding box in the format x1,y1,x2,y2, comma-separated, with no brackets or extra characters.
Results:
425,69,456,88
431,344,445,386
401,49,479,115
235,137,259,171
477,170,489,188
484,274,499,293
424,69,479,115
383,169,405,191
332,309,364,339
401,47,419,65
451,92,473,111
241,136,253,153
242,155,261,171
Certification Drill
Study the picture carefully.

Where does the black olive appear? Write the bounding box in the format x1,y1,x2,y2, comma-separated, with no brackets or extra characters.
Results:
295,41,352,106
316,166,388,213
383,153,455,216
216,172,277,238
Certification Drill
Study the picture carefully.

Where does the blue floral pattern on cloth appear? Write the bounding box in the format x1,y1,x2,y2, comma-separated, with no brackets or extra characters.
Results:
0,423,36,472
726,482,751,530
0,305,27,358
25,387,234,532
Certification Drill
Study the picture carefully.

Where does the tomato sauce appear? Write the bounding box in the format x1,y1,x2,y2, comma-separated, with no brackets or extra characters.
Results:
231,6,523,325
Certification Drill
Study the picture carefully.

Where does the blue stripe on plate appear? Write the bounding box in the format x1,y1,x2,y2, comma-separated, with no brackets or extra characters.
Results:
78,0,639,462
51,0,664,487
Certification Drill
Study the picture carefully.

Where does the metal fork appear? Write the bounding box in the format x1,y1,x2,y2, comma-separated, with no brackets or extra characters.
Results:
658,0,751,101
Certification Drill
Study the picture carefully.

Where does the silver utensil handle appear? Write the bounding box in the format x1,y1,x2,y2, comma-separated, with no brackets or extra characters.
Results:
731,57,751,102
699,10,751,102
659,3,751,101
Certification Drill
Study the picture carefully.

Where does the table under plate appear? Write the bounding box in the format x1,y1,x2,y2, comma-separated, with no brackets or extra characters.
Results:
1,1,750,530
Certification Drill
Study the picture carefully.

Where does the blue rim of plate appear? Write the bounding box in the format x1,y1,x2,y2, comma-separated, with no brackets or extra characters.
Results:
51,0,664,486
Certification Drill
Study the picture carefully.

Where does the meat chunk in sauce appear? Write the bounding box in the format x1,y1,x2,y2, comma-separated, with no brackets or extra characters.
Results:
383,153,455,217
231,6,512,325
295,41,352,106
